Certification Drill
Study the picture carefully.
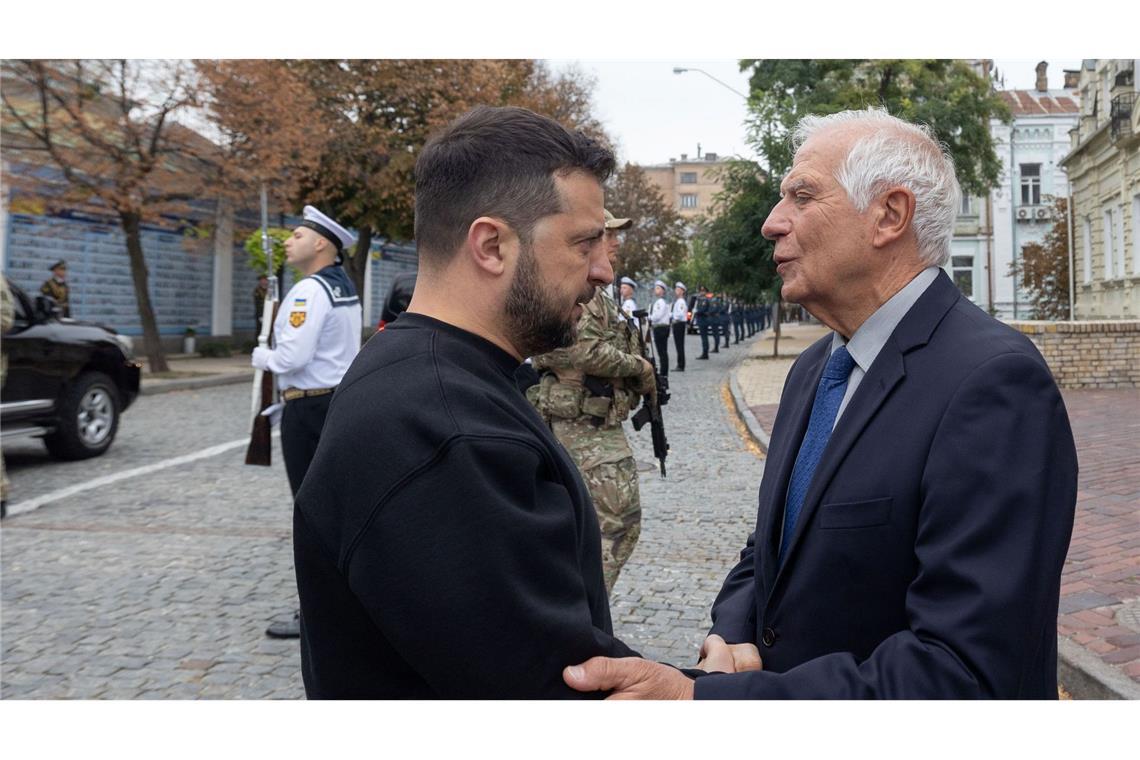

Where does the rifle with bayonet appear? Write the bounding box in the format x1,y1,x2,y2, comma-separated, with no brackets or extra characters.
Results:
629,308,670,477
245,185,280,466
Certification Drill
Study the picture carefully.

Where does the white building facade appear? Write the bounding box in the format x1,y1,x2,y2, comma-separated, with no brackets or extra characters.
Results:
951,62,1080,318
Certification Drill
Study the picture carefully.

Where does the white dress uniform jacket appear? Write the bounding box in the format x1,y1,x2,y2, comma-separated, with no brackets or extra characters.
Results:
671,296,688,323
253,267,362,390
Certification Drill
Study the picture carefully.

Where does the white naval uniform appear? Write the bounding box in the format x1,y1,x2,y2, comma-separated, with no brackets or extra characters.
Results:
649,297,671,327
671,296,688,324
621,297,640,328
252,272,362,390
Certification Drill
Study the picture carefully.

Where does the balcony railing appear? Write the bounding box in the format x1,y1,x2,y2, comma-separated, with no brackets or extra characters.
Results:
1111,92,1136,141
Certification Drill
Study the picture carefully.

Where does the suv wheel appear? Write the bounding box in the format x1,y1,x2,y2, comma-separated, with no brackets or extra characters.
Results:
44,372,121,460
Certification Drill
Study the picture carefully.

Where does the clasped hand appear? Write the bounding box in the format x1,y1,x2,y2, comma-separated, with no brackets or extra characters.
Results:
562,635,762,699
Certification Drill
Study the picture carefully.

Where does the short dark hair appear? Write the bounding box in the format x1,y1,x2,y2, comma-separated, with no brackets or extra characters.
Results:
413,106,615,265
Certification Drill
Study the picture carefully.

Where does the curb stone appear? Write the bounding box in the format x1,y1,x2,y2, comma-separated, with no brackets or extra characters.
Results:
139,372,253,396
1057,636,1140,699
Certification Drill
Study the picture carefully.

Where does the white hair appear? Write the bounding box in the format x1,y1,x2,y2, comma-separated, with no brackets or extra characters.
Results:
791,108,961,267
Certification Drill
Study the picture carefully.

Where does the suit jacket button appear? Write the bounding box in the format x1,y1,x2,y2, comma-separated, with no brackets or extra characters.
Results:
761,627,776,647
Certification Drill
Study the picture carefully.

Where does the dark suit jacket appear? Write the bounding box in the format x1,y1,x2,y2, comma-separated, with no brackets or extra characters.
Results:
695,272,1078,699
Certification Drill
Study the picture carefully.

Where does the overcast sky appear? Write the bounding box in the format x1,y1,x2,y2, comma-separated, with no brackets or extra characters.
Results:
549,59,1087,168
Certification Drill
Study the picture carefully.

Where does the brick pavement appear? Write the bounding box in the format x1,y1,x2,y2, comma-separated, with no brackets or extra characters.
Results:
735,324,1140,697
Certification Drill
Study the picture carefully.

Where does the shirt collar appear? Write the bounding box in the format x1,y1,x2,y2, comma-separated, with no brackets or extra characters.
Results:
829,266,941,371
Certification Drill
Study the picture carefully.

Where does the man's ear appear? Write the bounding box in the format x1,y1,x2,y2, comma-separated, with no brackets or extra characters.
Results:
466,217,512,277
871,187,916,249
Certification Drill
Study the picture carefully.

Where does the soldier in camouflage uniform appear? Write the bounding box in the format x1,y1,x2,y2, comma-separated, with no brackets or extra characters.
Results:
527,209,656,593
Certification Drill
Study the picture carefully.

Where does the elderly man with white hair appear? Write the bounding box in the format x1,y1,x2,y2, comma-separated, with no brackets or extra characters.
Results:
563,108,1078,699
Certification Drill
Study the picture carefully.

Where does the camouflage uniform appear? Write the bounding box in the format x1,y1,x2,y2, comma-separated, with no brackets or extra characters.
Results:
528,286,650,593
39,277,69,318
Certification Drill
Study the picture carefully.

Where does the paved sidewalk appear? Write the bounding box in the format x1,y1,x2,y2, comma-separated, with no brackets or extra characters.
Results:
732,323,1140,699
138,353,254,395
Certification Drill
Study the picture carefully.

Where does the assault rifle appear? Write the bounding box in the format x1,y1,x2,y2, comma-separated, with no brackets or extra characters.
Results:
245,185,280,466
629,309,670,477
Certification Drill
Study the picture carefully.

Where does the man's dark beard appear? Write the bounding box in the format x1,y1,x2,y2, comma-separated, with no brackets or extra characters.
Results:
504,243,593,357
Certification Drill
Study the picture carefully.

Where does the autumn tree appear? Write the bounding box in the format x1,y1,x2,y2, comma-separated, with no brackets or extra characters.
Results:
1010,196,1070,320
195,59,329,280
2,59,214,373
194,59,328,288
604,163,689,281
284,59,611,297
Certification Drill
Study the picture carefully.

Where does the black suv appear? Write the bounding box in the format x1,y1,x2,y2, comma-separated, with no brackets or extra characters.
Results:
2,277,140,459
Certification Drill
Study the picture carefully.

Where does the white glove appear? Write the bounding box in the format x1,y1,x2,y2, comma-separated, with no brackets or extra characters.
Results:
259,402,284,428
251,346,271,370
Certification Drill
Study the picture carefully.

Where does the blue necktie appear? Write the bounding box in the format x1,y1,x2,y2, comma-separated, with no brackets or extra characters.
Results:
779,345,857,564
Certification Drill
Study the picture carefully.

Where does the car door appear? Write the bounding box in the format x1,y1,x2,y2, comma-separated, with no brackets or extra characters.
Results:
2,280,64,410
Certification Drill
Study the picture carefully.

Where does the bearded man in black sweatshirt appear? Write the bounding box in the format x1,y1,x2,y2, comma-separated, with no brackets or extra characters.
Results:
292,106,643,698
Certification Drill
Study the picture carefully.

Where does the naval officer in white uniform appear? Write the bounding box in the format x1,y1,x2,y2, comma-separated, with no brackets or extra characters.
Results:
253,205,362,638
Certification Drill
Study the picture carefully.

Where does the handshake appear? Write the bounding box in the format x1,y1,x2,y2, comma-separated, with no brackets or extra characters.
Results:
562,634,762,700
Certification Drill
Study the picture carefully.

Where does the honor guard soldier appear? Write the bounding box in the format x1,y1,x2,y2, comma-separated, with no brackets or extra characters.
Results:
671,282,688,371
529,209,656,593
619,276,639,327
709,291,725,352
732,297,745,344
648,279,671,377
694,285,711,360
40,260,70,318
253,205,363,638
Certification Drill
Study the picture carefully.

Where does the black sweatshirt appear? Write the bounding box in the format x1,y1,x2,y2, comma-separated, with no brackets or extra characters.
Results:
294,312,639,698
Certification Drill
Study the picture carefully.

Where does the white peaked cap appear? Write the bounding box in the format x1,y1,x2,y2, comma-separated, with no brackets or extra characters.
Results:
301,205,355,251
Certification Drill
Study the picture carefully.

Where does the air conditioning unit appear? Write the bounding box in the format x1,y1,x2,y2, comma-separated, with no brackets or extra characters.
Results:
1035,207,1049,219
1017,208,1029,219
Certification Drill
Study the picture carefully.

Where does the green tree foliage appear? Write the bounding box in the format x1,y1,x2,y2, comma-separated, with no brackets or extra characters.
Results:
242,227,293,280
1010,196,1071,320
669,236,716,294
701,160,780,303
605,163,690,281
740,59,1010,196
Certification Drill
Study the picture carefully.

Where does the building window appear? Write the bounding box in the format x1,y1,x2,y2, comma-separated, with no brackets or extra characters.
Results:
680,194,698,209
680,172,698,184
951,255,974,298
1132,194,1140,275
960,195,974,215
1118,204,1127,278
1019,164,1041,206
1082,216,1092,284
1103,208,1116,279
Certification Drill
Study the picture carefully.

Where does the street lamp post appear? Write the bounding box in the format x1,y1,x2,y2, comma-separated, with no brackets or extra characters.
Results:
672,67,749,101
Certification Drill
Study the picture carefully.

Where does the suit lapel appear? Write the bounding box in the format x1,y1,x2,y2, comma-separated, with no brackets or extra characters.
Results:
769,271,963,589
773,347,906,580
757,343,829,595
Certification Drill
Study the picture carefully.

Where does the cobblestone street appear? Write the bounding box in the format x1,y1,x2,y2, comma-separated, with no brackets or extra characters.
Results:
1,330,764,698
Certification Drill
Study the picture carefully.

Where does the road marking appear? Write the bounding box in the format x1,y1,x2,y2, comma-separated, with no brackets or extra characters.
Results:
5,433,279,518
